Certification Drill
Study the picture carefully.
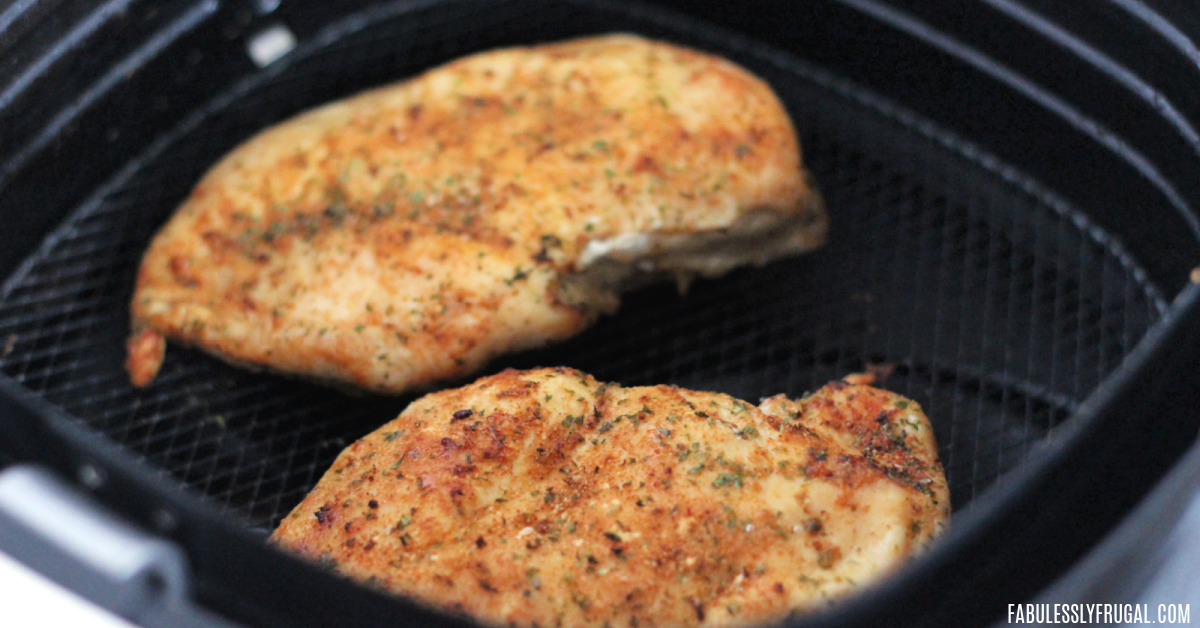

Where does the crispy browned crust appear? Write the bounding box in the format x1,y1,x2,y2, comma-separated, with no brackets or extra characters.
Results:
271,368,948,627
127,35,825,394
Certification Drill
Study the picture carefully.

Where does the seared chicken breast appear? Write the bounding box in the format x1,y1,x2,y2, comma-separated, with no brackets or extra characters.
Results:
126,35,826,393
271,368,948,627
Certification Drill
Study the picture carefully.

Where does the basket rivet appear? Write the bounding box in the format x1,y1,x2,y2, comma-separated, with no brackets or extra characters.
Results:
246,24,296,68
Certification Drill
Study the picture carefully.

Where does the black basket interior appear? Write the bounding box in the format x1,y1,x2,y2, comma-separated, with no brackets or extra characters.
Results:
0,0,1167,536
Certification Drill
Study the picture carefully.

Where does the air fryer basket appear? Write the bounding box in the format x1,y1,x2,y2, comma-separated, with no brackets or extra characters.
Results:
1,0,1200,627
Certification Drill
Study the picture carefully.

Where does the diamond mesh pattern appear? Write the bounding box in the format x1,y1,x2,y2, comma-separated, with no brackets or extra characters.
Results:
0,0,1165,530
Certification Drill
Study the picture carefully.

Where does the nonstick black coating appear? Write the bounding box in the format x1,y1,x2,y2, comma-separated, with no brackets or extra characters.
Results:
0,0,1186,626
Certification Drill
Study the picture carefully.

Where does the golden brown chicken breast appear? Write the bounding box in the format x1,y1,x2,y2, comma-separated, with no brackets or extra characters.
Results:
126,34,826,393
271,368,949,627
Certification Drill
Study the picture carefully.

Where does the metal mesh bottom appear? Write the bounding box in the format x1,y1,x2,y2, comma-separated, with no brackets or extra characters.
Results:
0,0,1165,531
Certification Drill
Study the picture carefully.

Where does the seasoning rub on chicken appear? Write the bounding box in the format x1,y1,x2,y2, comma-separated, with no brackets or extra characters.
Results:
126,34,826,393
271,368,949,627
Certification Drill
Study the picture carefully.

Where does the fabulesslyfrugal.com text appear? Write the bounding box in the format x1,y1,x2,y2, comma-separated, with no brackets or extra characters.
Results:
1008,604,1191,625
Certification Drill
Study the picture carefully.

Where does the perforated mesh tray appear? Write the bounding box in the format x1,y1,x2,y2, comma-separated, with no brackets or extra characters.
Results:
0,0,1167,540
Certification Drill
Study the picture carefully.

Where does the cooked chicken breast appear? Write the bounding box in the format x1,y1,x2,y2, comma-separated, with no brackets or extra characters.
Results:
126,34,826,393
271,368,949,627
